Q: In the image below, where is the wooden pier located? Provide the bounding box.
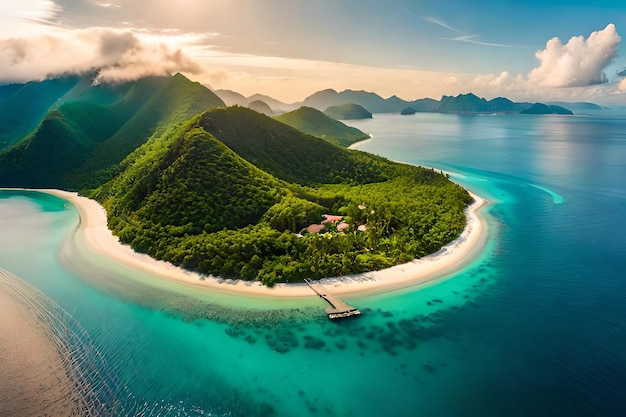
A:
[304,279,361,320]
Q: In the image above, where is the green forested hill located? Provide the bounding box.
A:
[0,74,160,150]
[98,121,287,237]
[92,106,473,285]
[0,109,93,187]
[80,73,225,184]
[0,76,82,149]
[0,73,225,189]
[275,106,369,147]
[200,106,384,184]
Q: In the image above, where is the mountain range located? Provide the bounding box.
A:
[214,88,603,116]
[0,73,225,188]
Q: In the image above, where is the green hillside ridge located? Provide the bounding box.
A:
[81,73,225,184]
[58,101,129,144]
[0,109,91,187]
[201,106,390,185]
[324,103,372,120]
[55,74,134,107]
[0,73,225,190]
[97,122,288,234]
[93,106,472,286]
[97,76,171,116]
[0,76,82,149]
[275,106,370,147]
[58,77,172,145]
[0,72,146,149]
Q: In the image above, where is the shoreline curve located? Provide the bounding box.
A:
[5,187,489,298]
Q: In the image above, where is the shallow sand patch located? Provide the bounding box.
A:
[0,270,81,416]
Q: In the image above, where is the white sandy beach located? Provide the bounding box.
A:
[37,188,489,298]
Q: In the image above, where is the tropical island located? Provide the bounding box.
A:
[520,103,574,114]
[1,73,476,288]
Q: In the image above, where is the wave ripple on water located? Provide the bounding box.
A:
[0,268,135,416]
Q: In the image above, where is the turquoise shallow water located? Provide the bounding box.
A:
[1,113,626,416]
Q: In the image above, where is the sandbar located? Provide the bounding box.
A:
[0,269,81,416]
[33,187,489,298]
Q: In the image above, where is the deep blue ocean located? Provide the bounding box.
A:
[1,112,625,416]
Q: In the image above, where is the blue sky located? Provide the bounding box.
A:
[2,0,626,103]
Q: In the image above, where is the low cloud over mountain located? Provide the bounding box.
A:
[0,27,202,83]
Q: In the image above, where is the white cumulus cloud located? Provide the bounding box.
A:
[529,23,621,88]
[0,27,203,83]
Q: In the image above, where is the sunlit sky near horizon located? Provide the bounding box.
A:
[2,0,626,103]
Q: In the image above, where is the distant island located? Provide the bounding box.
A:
[0,73,471,287]
[520,103,573,115]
